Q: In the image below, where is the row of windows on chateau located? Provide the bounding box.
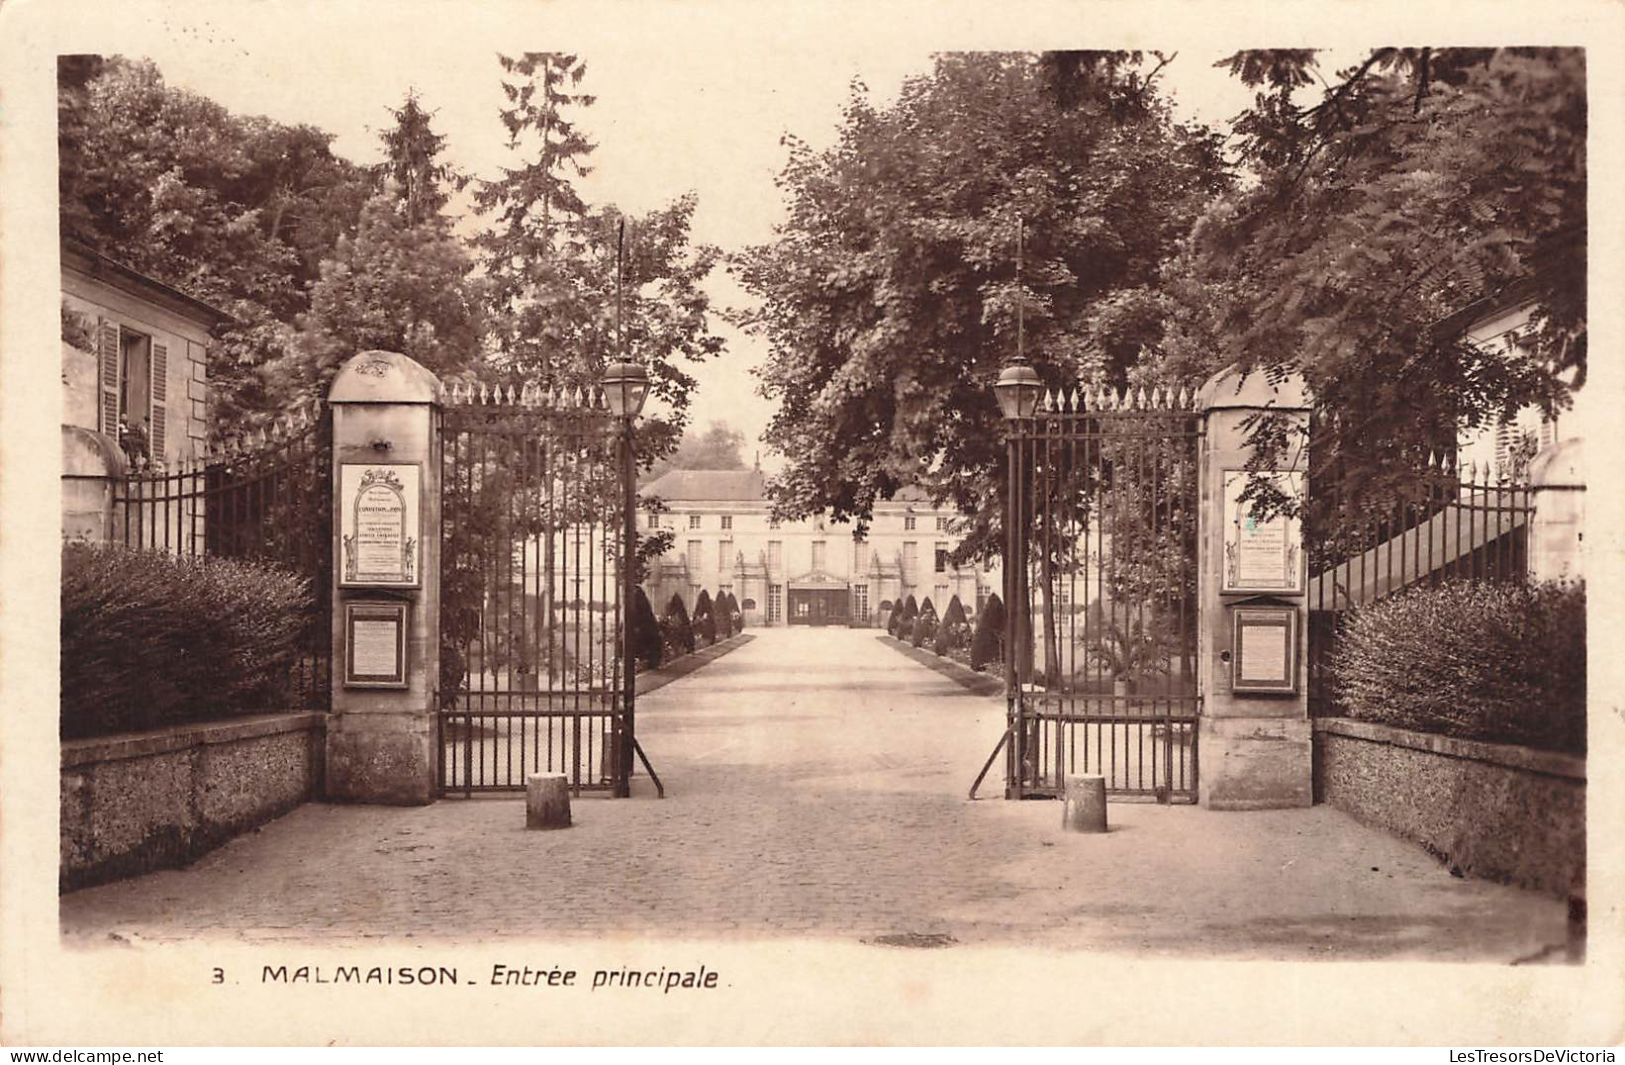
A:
[650,511,953,533]
[672,535,958,577]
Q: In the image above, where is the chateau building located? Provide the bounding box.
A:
[640,466,996,627]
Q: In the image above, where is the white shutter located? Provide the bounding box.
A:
[150,340,168,460]
[97,319,120,435]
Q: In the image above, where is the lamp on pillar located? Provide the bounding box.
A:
[602,357,650,798]
[602,360,650,421]
[994,354,1043,421]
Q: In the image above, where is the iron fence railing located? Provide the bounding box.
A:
[111,408,333,710]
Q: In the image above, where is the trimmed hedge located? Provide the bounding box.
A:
[1330,579,1585,754]
[61,542,314,739]
[630,586,663,670]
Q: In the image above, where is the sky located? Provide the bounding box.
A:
[55,4,1293,468]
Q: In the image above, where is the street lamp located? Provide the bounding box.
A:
[994,354,1043,421]
[601,360,650,420]
[601,358,650,798]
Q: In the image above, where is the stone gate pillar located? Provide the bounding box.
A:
[1196,366,1313,809]
[325,351,443,804]
[61,425,126,542]
[1528,437,1584,583]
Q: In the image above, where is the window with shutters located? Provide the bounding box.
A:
[935,544,949,573]
[719,539,732,571]
[903,515,916,531]
[688,513,702,529]
[687,539,702,566]
[811,540,826,571]
[767,540,782,572]
[99,323,167,461]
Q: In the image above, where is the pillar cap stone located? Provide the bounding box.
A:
[328,350,444,405]
[1529,436,1583,489]
[61,424,127,477]
[1197,364,1311,413]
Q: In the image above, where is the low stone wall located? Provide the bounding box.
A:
[61,712,325,892]
[1313,717,1584,896]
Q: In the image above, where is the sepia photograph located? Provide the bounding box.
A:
[2,0,1622,1049]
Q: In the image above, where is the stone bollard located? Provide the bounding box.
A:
[1062,774,1107,833]
[526,773,572,830]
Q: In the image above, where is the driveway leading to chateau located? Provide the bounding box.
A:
[60,627,1568,960]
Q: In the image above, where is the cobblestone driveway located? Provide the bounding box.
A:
[60,627,1567,960]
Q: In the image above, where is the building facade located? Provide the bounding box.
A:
[61,238,226,466]
[640,467,996,628]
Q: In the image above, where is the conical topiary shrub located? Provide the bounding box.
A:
[935,594,968,655]
[692,589,717,645]
[663,592,695,657]
[912,597,938,647]
[970,592,1005,672]
[630,586,663,670]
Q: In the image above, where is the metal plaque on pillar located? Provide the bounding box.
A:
[1221,470,1304,595]
[339,463,422,588]
[344,600,410,688]
[1231,604,1298,694]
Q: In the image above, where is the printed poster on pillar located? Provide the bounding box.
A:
[1221,469,1305,595]
[340,463,422,588]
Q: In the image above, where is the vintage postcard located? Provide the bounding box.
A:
[2,0,1622,1048]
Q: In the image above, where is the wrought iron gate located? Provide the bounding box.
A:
[986,385,1202,801]
[437,385,636,796]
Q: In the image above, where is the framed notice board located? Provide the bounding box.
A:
[1221,470,1305,596]
[344,600,409,689]
[1231,604,1298,694]
[339,463,422,588]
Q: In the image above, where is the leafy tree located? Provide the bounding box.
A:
[1142,48,1585,508]
[377,90,466,226]
[886,599,903,636]
[735,52,1227,562]
[473,53,725,470]
[648,420,748,478]
[58,57,372,427]
[272,188,482,407]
